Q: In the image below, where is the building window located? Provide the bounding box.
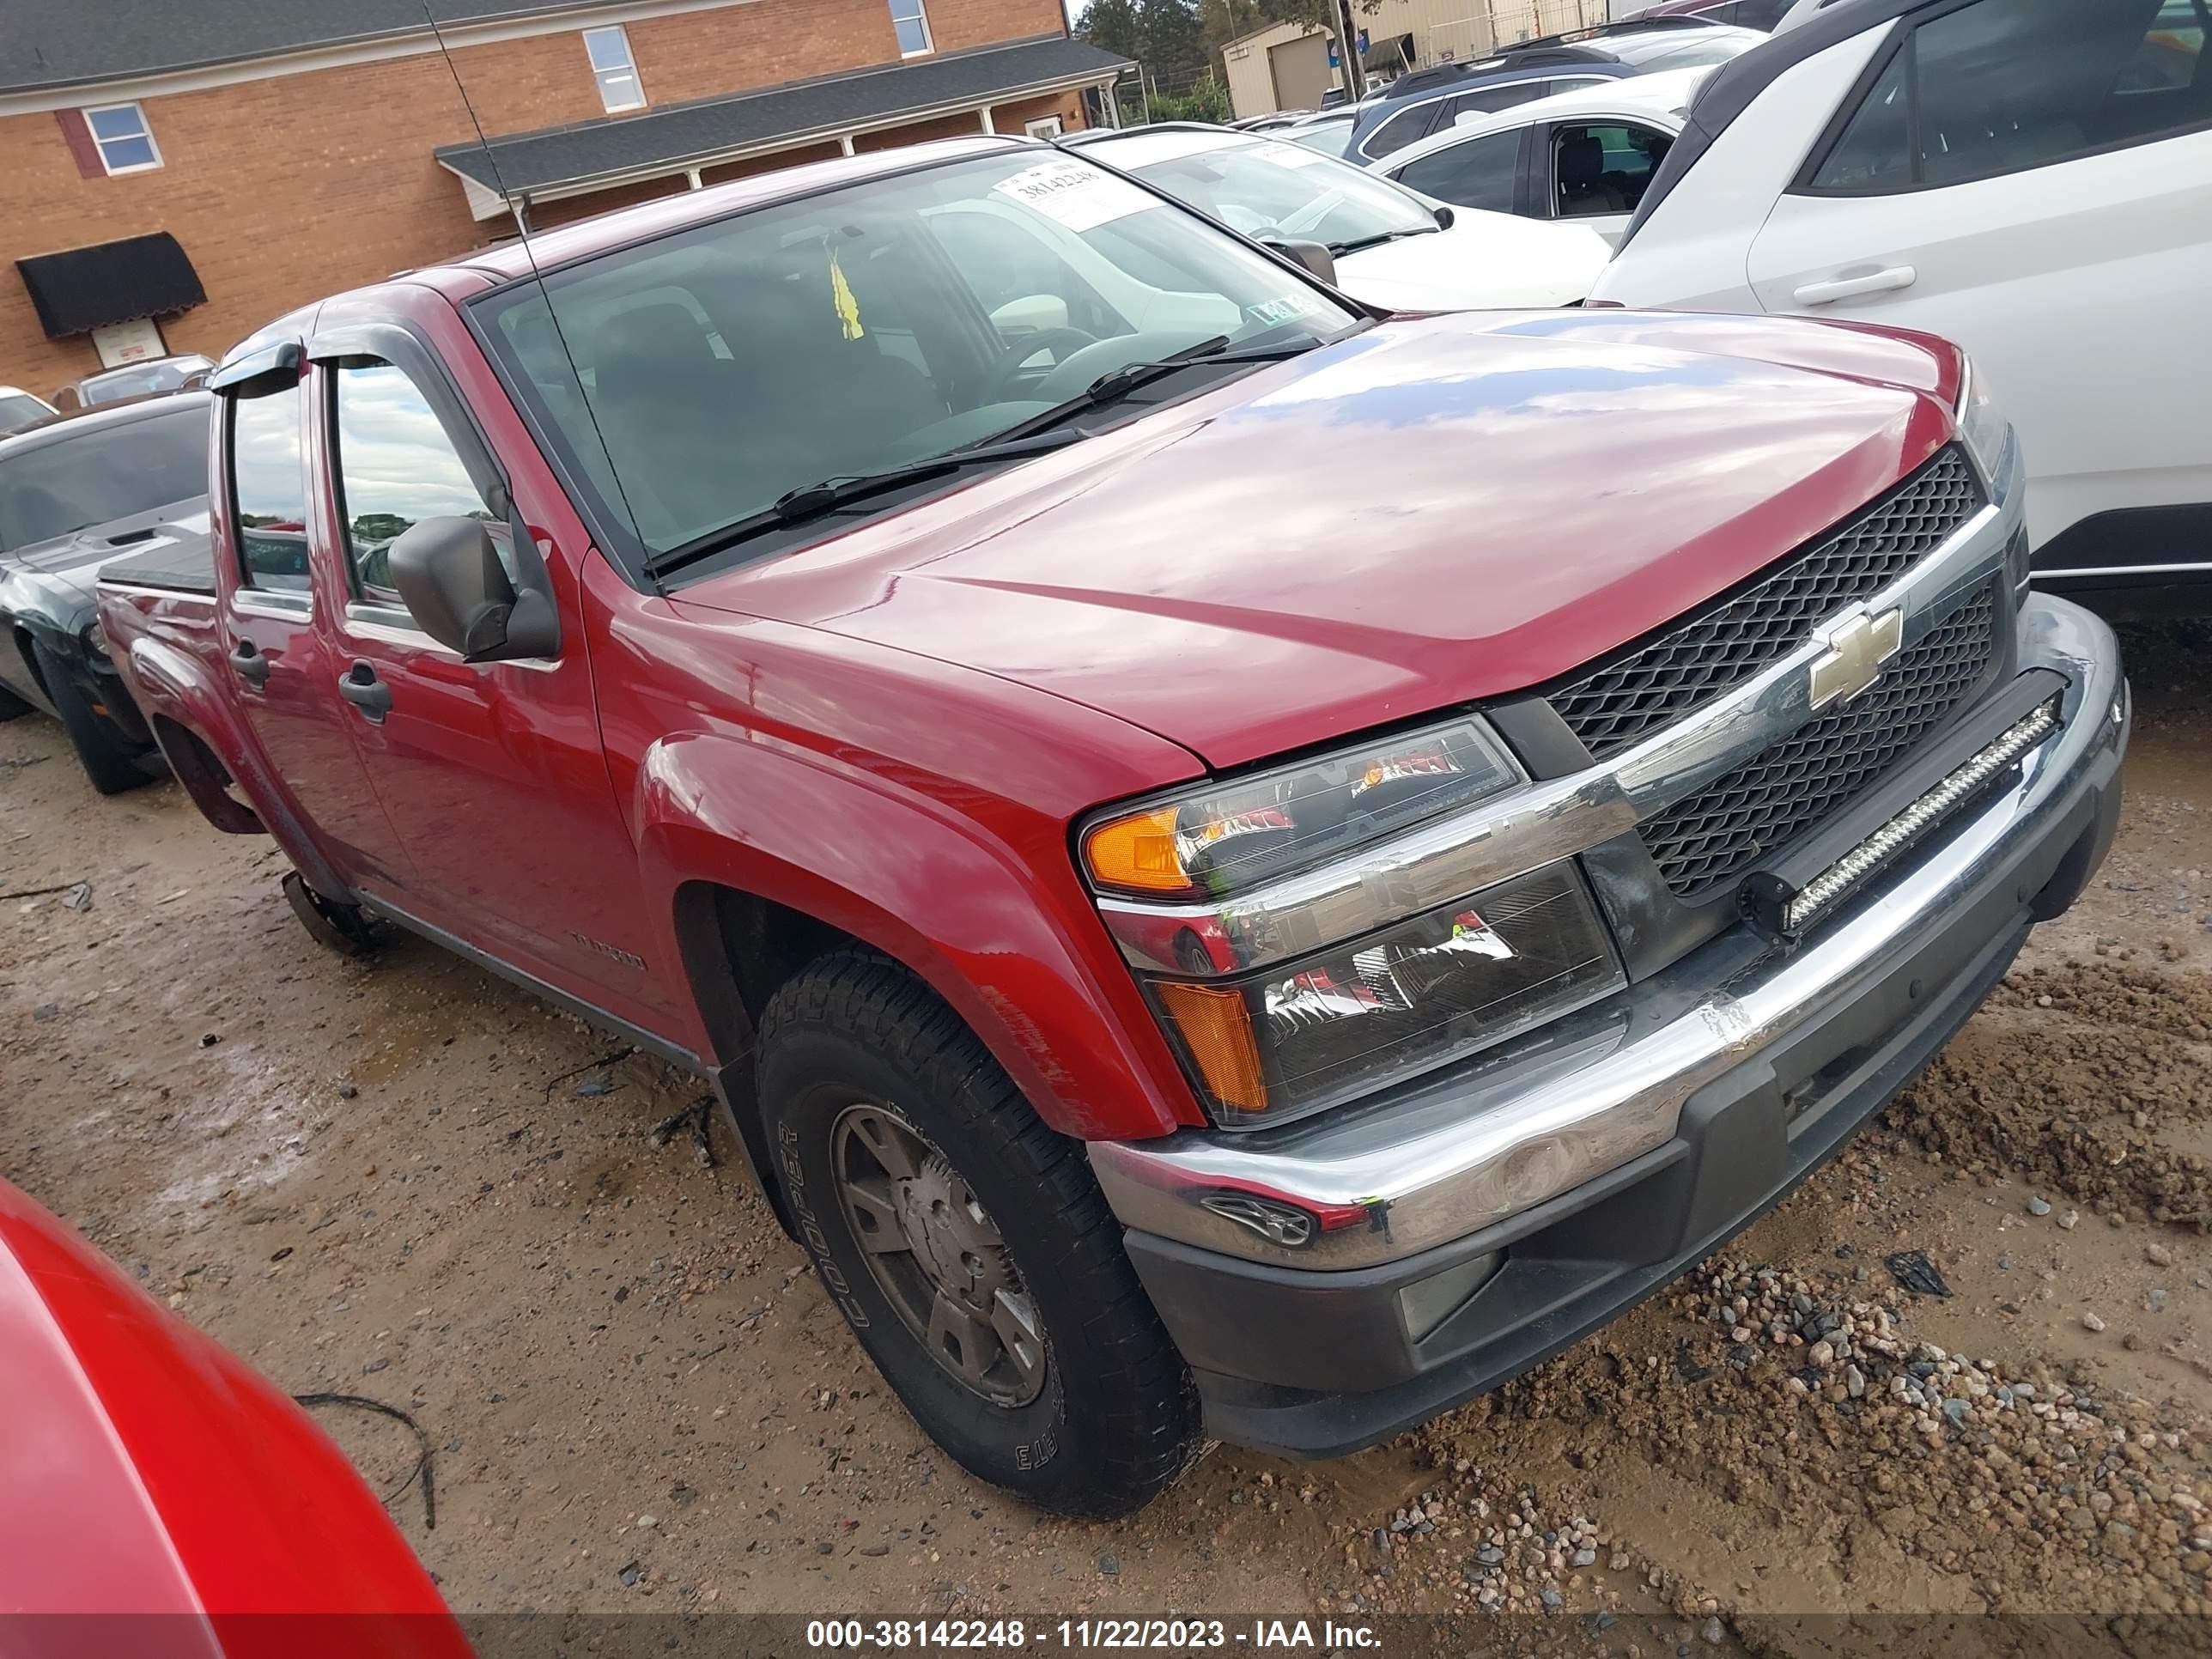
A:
[1024,115,1064,139]
[889,0,933,58]
[583,26,647,112]
[84,103,161,174]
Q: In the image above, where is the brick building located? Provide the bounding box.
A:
[2,0,1131,392]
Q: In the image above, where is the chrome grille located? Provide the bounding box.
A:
[1634,586,2000,901]
[1551,449,1984,760]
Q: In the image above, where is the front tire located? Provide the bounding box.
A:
[758,951,1200,1517]
[30,641,155,794]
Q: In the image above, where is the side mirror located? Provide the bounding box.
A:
[387,516,559,663]
[1261,237,1338,288]
[1432,205,1456,229]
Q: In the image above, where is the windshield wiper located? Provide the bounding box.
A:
[984,334,1323,446]
[643,333,1339,580]
[643,429,1083,578]
[1327,226,1441,257]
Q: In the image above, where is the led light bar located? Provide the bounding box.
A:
[1749,698,2060,941]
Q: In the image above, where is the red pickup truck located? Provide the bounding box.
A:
[100,137,2126,1518]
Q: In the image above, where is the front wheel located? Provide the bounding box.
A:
[30,641,155,794]
[758,951,1200,1517]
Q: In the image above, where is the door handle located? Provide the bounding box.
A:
[228,639,270,688]
[1793,265,1917,306]
[337,660,392,722]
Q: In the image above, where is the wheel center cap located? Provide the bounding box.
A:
[899,1156,1006,1305]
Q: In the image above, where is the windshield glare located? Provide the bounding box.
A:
[1287,118,1356,155]
[1122,138,1435,246]
[478,149,1357,558]
[0,407,208,552]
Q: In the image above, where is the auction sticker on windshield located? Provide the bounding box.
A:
[992,159,1158,232]
[1245,292,1329,328]
[1257,141,1328,168]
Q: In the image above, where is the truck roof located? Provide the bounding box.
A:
[449,134,1030,287]
[214,134,1042,374]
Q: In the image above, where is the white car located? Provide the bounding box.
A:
[1066,125,1609,311]
[1589,0,2210,606]
[0,386,55,436]
[1369,67,1714,247]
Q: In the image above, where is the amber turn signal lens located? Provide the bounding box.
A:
[1155,981,1268,1115]
[1084,807,1188,894]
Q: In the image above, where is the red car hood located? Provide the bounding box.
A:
[0,1180,467,1654]
[676,309,1960,769]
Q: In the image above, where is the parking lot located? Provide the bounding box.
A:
[2,614,2205,1626]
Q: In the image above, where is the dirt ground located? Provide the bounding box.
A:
[2,618,2208,1635]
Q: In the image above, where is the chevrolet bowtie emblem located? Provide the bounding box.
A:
[1808,605,1904,709]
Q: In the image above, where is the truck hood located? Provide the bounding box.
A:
[1335,211,1609,311]
[674,309,1957,770]
[0,501,210,609]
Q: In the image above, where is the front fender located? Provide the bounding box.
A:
[631,731,1201,1142]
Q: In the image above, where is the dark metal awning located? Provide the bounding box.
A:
[15,232,205,340]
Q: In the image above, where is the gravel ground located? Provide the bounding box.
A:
[1,618,2206,1635]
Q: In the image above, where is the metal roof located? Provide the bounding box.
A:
[434,35,1131,197]
[1,1,647,94]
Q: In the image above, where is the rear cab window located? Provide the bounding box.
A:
[228,383,313,599]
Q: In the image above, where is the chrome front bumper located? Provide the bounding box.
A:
[1091,595,2127,1272]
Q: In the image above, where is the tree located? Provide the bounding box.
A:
[1077,0,1145,64]
[1082,0,1210,86]
[1139,0,1209,83]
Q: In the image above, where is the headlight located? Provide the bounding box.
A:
[1147,861,1623,1128]
[82,623,112,666]
[1083,718,1631,1130]
[1081,717,1520,901]
[1954,356,2008,486]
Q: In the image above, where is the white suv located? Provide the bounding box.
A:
[1589,0,2210,607]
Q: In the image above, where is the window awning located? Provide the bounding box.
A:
[15,232,205,340]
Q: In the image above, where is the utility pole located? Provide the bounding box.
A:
[1334,0,1363,101]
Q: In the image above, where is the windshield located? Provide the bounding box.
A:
[0,405,208,552]
[0,393,49,434]
[1607,29,1760,68]
[1287,115,1357,155]
[477,149,1357,562]
[1115,137,1436,249]
[79,358,210,404]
